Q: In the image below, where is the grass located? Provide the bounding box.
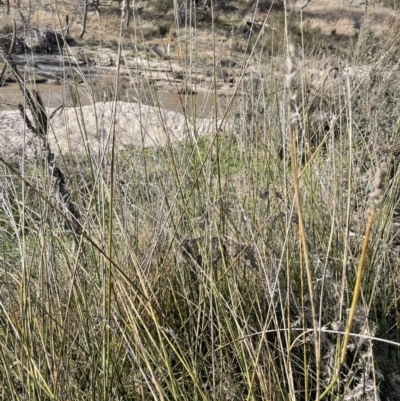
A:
[1,0,400,400]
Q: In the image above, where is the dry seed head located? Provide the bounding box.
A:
[286,43,298,128]
[285,43,296,90]
[369,162,387,210]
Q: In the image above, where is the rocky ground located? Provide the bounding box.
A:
[0,100,223,160]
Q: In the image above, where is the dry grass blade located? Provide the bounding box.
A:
[286,41,321,399]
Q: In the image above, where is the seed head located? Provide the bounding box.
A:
[369,162,387,210]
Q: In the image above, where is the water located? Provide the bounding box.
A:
[0,81,230,118]
[0,82,91,110]
[1,52,232,117]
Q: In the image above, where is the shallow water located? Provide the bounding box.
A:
[0,82,90,110]
[0,82,229,118]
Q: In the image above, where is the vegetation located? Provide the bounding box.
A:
[1,0,400,400]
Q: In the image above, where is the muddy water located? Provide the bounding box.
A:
[0,82,230,118]
[0,82,93,111]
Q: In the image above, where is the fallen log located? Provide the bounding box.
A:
[0,26,75,55]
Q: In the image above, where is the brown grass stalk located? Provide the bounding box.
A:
[286,42,321,399]
[319,162,388,399]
